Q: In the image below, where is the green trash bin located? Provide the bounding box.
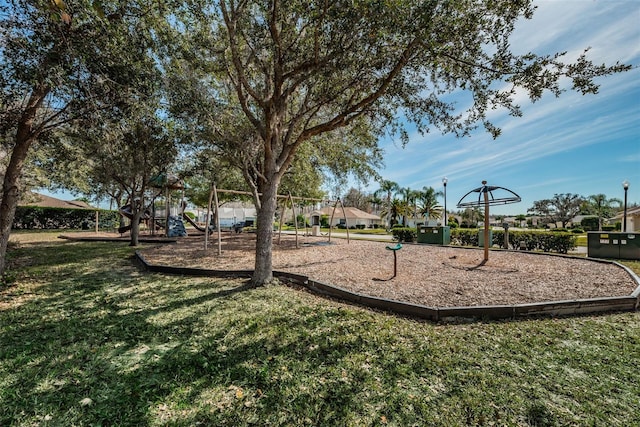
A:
[589,232,640,260]
[587,232,619,258]
[619,233,640,260]
[417,226,450,245]
[478,229,493,247]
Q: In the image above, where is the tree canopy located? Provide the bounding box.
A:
[582,194,622,231]
[528,193,585,228]
[0,0,631,282]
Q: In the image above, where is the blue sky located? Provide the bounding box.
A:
[40,1,639,215]
[359,0,640,216]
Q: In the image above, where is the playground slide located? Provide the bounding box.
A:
[118,205,134,234]
[182,213,214,234]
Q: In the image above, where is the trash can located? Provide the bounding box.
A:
[478,229,493,247]
[417,226,450,245]
[311,225,320,236]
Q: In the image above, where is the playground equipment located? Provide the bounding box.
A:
[117,204,154,234]
[386,243,402,279]
[456,180,521,264]
[180,201,214,234]
[151,174,187,237]
[117,174,188,237]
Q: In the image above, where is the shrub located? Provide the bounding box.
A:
[452,228,577,253]
[391,227,416,243]
[602,224,616,231]
[571,228,584,234]
[450,229,478,246]
[580,217,599,231]
[296,214,307,228]
[13,207,120,231]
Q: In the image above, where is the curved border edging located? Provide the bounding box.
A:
[134,251,640,322]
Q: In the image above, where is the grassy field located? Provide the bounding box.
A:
[1,232,639,426]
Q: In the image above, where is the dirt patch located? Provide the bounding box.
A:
[139,233,639,308]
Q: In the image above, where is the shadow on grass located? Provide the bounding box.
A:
[2,240,638,426]
[1,240,442,426]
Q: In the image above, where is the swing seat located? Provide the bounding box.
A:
[385,243,402,251]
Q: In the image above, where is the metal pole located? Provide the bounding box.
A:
[483,181,489,263]
[443,177,448,226]
[622,180,629,232]
[393,250,397,278]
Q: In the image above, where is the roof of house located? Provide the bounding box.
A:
[19,193,94,210]
[311,206,380,220]
[609,205,640,220]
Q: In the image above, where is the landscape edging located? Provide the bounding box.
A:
[134,251,640,321]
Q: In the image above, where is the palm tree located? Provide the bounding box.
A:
[395,186,415,226]
[460,207,483,227]
[368,194,384,215]
[418,186,444,223]
[585,194,622,231]
[374,180,399,230]
[379,198,406,228]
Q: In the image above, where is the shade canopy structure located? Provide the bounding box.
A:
[456,183,521,208]
[149,174,184,190]
[456,181,521,263]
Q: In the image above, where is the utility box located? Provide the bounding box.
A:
[588,232,640,260]
[478,229,493,248]
[417,226,450,245]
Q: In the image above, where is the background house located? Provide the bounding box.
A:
[308,206,382,228]
[188,201,256,228]
[608,206,640,232]
[20,192,94,210]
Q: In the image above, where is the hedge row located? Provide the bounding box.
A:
[391,227,418,243]
[13,207,121,230]
[450,228,577,254]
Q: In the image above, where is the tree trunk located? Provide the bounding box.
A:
[0,83,50,275]
[129,195,145,247]
[129,208,142,246]
[252,179,279,286]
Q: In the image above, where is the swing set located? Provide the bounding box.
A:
[199,186,352,255]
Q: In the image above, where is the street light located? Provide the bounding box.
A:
[622,180,629,232]
[442,177,448,226]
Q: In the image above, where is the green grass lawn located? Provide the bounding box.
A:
[1,233,639,426]
[575,234,587,247]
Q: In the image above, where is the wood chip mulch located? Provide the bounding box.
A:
[139,233,639,308]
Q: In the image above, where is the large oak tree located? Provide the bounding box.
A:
[0,0,166,273]
[528,193,585,228]
[172,0,628,285]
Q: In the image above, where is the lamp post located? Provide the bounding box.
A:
[622,180,629,232]
[442,177,448,226]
